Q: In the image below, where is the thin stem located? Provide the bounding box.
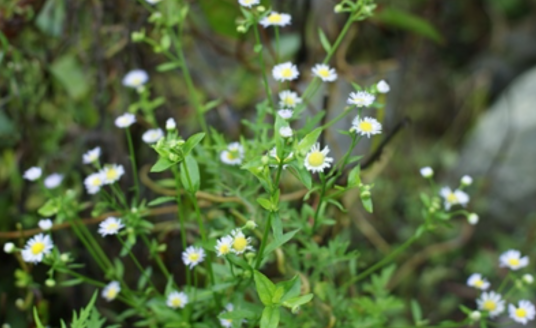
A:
[312,173,327,232]
[117,235,159,293]
[255,212,273,269]
[140,233,171,279]
[172,166,192,288]
[126,128,140,203]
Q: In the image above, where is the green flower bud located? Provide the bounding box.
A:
[45,279,56,287]
[244,221,257,230]
[157,243,167,252]
[360,190,371,199]
[237,25,247,33]
[334,4,344,13]
[15,299,24,310]
[60,253,70,263]
[257,6,265,12]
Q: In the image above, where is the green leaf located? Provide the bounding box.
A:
[36,0,65,37]
[347,165,361,187]
[254,44,263,53]
[297,128,322,154]
[180,155,200,193]
[38,197,61,217]
[254,271,276,306]
[260,306,280,328]
[202,99,222,113]
[282,293,314,313]
[49,55,89,100]
[256,197,273,211]
[156,62,182,72]
[151,157,175,173]
[219,309,256,320]
[34,307,46,328]
[226,254,252,271]
[264,229,299,257]
[148,196,176,207]
[374,8,444,44]
[182,132,205,156]
[318,28,331,53]
[160,34,171,50]
[361,197,373,213]
[271,286,285,304]
[278,275,301,303]
[411,299,423,325]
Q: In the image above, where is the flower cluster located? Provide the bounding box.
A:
[215,229,254,257]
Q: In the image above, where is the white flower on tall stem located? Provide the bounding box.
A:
[100,164,125,185]
[166,118,176,130]
[377,80,390,93]
[509,300,535,325]
[84,172,105,194]
[312,64,337,82]
[278,90,302,108]
[166,291,189,309]
[439,187,469,210]
[350,116,382,138]
[219,303,236,328]
[467,273,490,290]
[122,69,149,88]
[38,219,53,231]
[272,62,299,82]
[279,126,293,138]
[182,246,205,269]
[461,175,473,186]
[83,147,101,164]
[230,229,254,255]
[215,235,233,257]
[102,281,121,302]
[277,109,293,120]
[347,91,375,107]
[220,142,244,166]
[23,167,42,181]
[142,128,164,144]
[477,291,505,318]
[304,143,333,173]
[238,0,260,8]
[98,217,124,237]
[44,173,63,189]
[115,113,136,128]
[4,242,15,254]
[21,233,54,263]
[499,250,529,270]
[259,12,291,28]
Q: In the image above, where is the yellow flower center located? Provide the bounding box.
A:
[281,68,293,78]
[283,97,295,106]
[107,287,118,300]
[171,297,183,307]
[447,193,457,203]
[219,244,230,255]
[131,76,142,86]
[267,13,282,24]
[474,279,484,288]
[359,121,373,132]
[516,308,527,318]
[483,300,496,311]
[226,150,239,160]
[233,236,248,252]
[91,177,102,187]
[353,97,364,104]
[243,0,253,3]
[31,242,45,255]
[508,258,520,267]
[318,68,330,78]
[107,223,118,231]
[308,151,325,167]
[188,253,200,262]
[106,169,118,180]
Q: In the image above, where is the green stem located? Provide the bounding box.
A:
[255,212,273,269]
[126,129,140,204]
[312,173,327,232]
[140,233,171,279]
[117,236,159,293]
[172,166,192,288]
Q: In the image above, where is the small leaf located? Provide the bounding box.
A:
[180,155,200,193]
[375,8,444,44]
[156,62,181,72]
[151,157,175,173]
[260,306,280,328]
[411,299,423,325]
[278,275,301,303]
[182,132,205,155]
[361,197,373,213]
[256,197,273,211]
[282,294,314,313]
[318,28,331,53]
[38,198,60,217]
[160,34,171,50]
[347,165,361,187]
[264,229,299,257]
[297,128,322,154]
[254,44,263,53]
[148,196,176,207]
[254,271,276,306]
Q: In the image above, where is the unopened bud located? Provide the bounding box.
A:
[467,213,479,225]
[237,25,247,33]
[157,243,167,252]
[360,190,371,199]
[420,167,433,178]
[45,279,56,287]
[523,274,534,285]
[256,6,265,12]
[15,299,24,310]
[3,242,15,254]
[469,311,481,321]
[166,118,176,130]
[334,4,343,13]
[261,156,269,165]
[244,221,258,230]
[461,175,473,187]
[60,253,70,262]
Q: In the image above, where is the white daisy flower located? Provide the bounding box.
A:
[350,116,382,138]
[277,109,293,119]
[230,229,254,255]
[98,217,124,237]
[259,12,291,28]
[377,80,390,93]
[269,148,293,170]
[312,64,337,82]
[347,91,375,107]
[4,242,15,254]
[467,273,490,290]
[115,113,136,128]
[272,62,299,82]
[122,69,149,88]
[461,175,473,186]
[219,303,236,328]
[21,233,54,263]
[84,172,105,194]
[38,219,53,231]
[467,213,479,225]
[439,187,470,210]
[279,126,293,138]
[279,90,302,108]
[166,291,188,309]
[100,164,125,185]
[83,147,101,164]
[142,128,164,144]
[182,246,205,269]
[215,235,233,257]
[499,250,529,270]
[477,291,505,318]
[23,167,42,181]
[509,300,535,325]
[238,0,260,8]
[44,173,63,189]
[304,143,334,173]
[102,281,121,302]
[420,167,433,178]
[220,142,244,166]
[166,118,176,130]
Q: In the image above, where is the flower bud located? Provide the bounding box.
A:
[2,323,12,328]
[256,6,265,12]
[169,153,180,162]
[45,279,56,287]
[15,299,24,310]
[261,156,269,165]
[236,25,247,33]
[420,167,433,178]
[523,274,534,285]
[334,4,343,13]
[461,175,473,186]
[469,311,481,321]
[360,190,371,199]
[166,118,176,130]
[467,213,479,225]
[3,242,15,254]
[244,221,258,230]
[131,30,145,42]
[60,253,70,262]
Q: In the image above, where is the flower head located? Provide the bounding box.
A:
[23,167,42,181]
[439,187,469,210]
[83,147,101,164]
[44,173,63,189]
[4,242,15,254]
[260,12,291,28]
[467,273,490,290]
[350,116,382,138]
[84,172,105,194]
[499,250,529,270]
[142,128,164,144]
[166,291,188,309]
[509,300,535,325]
[377,80,390,93]
[215,235,233,257]
[182,246,205,269]
[230,229,254,255]
[347,91,375,107]
[278,109,293,120]
[122,69,149,88]
[166,118,176,130]
[100,164,125,185]
[102,281,121,302]
[279,90,302,108]
[312,64,337,82]
[279,126,293,138]
[461,175,473,186]
[21,233,54,263]
[38,219,53,231]
[220,142,244,166]
[420,167,433,178]
[304,143,334,173]
[219,303,237,328]
[115,113,136,128]
[238,0,260,8]
[98,217,124,237]
[477,291,505,318]
[272,62,299,82]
